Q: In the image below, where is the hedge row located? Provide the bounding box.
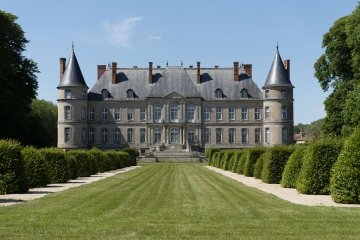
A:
[0,139,136,194]
[208,134,360,204]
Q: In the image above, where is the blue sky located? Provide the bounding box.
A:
[2,0,358,124]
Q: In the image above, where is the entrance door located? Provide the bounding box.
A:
[170,128,179,144]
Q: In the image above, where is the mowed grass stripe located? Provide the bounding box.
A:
[0,163,360,239]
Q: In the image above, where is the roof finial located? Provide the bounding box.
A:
[72,41,74,52]
[166,61,168,68]
[181,60,183,68]
[276,42,279,52]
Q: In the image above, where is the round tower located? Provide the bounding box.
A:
[57,47,89,150]
[262,46,294,146]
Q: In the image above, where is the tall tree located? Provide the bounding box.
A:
[0,10,38,142]
[314,4,360,136]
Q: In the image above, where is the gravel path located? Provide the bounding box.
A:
[0,166,141,207]
[206,166,360,208]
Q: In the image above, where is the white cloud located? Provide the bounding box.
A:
[149,35,162,40]
[103,17,143,48]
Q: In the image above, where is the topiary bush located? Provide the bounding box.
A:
[65,150,93,178]
[89,148,108,173]
[221,151,234,170]
[123,148,138,166]
[244,147,266,177]
[40,148,69,184]
[281,146,306,188]
[236,150,248,174]
[22,146,49,188]
[231,151,243,173]
[331,128,360,203]
[254,153,266,179]
[261,146,294,184]
[65,153,78,180]
[206,148,220,165]
[296,139,343,195]
[212,152,224,168]
[0,139,28,194]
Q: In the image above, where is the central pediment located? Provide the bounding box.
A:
[165,92,184,99]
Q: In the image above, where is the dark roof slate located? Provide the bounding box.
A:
[58,50,88,89]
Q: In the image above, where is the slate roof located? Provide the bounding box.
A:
[58,50,88,89]
[263,49,293,89]
[88,66,262,101]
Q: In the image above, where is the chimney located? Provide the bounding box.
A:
[233,61,239,81]
[148,62,153,84]
[283,59,290,79]
[97,65,106,80]
[111,62,117,84]
[196,61,201,84]
[243,64,252,77]
[60,58,66,81]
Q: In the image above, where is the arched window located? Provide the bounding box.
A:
[215,89,224,99]
[101,89,109,99]
[241,89,248,99]
[126,89,135,99]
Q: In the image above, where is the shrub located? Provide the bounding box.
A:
[65,154,78,179]
[206,148,220,165]
[281,146,306,188]
[231,151,243,173]
[221,151,234,170]
[0,140,28,194]
[89,148,108,173]
[119,151,131,168]
[228,153,236,171]
[212,152,224,168]
[40,148,68,184]
[65,150,94,177]
[22,146,49,188]
[331,128,360,203]
[123,148,138,166]
[261,146,294,184]
[244,148,266,177]
[105,151,121,170]
[236,150,248,174]
[296,139,343,195]
[254,153,266,179]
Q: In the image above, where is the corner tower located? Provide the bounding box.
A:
[57,47,89,149]
[262,46,294,146]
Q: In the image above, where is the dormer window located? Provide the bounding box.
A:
[101,89,109,99]
[65,90,72,99]
[215,89,224,99]
[281,89,288,99]
[127,89,135,99]
[241,89,249,99]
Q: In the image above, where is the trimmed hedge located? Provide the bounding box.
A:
[296,139,343,195]
[22,146,49,188]
[261,146,294,184]
[65,150,93,178]
[244,148,266,177]
[254,153,266,179]
[236,150,248,174]
[213,152,224,168]
[281,146,306,188]
[40,148,69,184]
[65,154,79,180]
[221,151,234,170]
[331,128,360,203]
[0,140,28,194]
[206,148,220,166]
[231,151,243,173]
[123,148,138,166]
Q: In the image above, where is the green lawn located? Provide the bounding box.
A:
[0,163,360,239]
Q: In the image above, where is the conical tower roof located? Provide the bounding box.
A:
[57,49,88,89]
[263,47,293,89]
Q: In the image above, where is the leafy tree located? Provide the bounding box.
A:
[26,99,57,147]
[0,10,38,142]
[314,4,360,136]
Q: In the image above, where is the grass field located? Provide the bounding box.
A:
[0,163,360,239]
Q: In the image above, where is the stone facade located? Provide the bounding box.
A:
[57,48,294,152]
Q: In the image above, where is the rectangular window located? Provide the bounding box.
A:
[64,106,71,120]
[114,128,121,144]
[65,90,71,99]
[265,106,270,120]
[115,108,121,120]
[102,108,108,121]
[170,104,178,122]
[203,107,210,121]
[140,128,146,143]
[81,128,87,143]
[82,90,87,100]
[265,90,270,99]
[81,107,86,120]
[127,108,133,121]
[216,128,222,143]
[241,107,248,120]
[101,128,108,144]
[281,106,288,120]
[64,127,71,143]
[187,105,195,121]
[255,107,261,120]
[127,128,134,143]
[281,89,288,99]
[282,128,288,143]
[140,107,146,121]
[154,128,162,143]
[228,128,236,144]
[216,107,222,120]
[204,128,210,144]
[228,108,235,120]
[255,128,261,143]
[89,107,95,120]
[188,128,195,143]
[265,128,270,144]
[242,128,248,144]
[89,128,95,143]
[154,104,161,122]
